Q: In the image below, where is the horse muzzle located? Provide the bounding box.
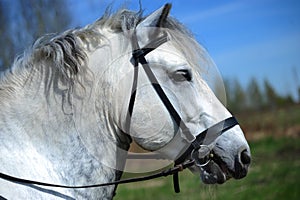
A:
[198,143,251,184]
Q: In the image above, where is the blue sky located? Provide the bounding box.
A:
[69,0,300,101]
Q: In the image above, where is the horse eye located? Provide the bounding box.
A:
[172,69,192,82]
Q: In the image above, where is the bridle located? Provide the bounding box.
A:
[0,31,238,194]
[126,30,238,192]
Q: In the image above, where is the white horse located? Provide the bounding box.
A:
[0,4,251,200]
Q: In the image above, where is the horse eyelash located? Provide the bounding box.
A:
[172,69,192,82]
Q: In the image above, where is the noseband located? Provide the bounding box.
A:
[0,31,239,194]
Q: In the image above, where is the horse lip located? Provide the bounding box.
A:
[212,151,249,180]
[200,160,227,184]
[211,152,233,179]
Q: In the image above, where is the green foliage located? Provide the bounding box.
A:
[264,79,278,107]
[247,78,264,110]
[225,79,247,113]
[225,77,296,114]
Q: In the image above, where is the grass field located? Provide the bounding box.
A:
[115,137,300,200]
[115,105,300,200]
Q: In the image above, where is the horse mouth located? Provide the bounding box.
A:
[199,152,232,184]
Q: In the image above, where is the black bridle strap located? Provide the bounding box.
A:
[0,160,195,189]
[127,32,195,142]
[175,116,238,165]
[125,33,169,133]
[138,55,195,141]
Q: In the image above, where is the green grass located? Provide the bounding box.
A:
[115,137,300,200]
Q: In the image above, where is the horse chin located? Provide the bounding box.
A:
[199,155,232,184]
[200,161,226,184]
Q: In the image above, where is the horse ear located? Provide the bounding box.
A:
[137,3,172,28]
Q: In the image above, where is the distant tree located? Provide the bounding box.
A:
[264,79,278,109]
[247,78,264,110]
[0,1,14,69]
[298,87,300,103]
[262,79,295,109]
[233,79,247,112]
[224,79,246,113]
[0,0,71,70]
[277,94,294,107]
[292,67,300,103]
[225,76,297,112]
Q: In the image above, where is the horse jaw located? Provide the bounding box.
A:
[128,82,176,151]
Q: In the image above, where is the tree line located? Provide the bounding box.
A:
[0,0,71,70]
[224,77,299,113]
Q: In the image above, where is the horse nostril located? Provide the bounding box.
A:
[233,149,251,179]
[240,150,251,165]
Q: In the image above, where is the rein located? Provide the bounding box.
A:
[0,31,238,193]
[0,160,195,189]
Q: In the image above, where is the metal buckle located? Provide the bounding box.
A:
[191,145,213,167]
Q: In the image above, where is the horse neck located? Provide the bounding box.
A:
[0,57,129,199]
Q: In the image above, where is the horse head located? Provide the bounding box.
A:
[111,4,251,184]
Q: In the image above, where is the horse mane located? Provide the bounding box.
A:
[0,8,203,97]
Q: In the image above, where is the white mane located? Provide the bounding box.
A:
[0,9,205,101]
